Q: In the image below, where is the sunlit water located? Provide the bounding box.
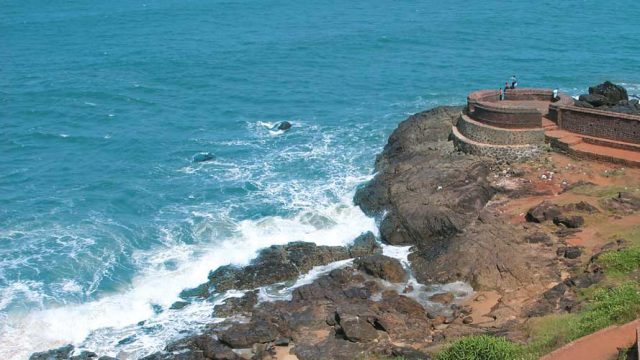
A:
[1,0,639,358]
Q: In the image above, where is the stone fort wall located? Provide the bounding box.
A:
[467,89,572,129]
[550,104,640,145]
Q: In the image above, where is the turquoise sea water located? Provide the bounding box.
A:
[1,0,639,358]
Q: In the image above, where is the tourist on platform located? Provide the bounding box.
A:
[499,88,504,100]
[504,82,510,96]
[553,88,559,101]
[510,75,517,89]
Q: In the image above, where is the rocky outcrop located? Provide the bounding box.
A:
[575,81,640,115]
[29,345,75,360]
[355,106,554,292]
[354,255,407,283]
[179,234,381,298]
[589,81,628,104]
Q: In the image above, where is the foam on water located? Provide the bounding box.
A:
[0,192,376,359]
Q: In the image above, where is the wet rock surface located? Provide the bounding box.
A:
[354,254,407,283]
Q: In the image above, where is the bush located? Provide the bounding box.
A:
[436,335,529,360]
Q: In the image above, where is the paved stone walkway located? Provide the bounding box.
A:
[541,319,640,360]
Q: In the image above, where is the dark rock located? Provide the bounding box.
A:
[589,81,628,104]
[573,100,595,109]
[208,241,351,292]
[117,334,137,346]
[194,335,241,360]
[170,301,190,310]
[193,152,215,163]
[462,316,474,324]
[338,315,379,342]
[388,347,432,360]
[216,320,279,348]
[213,290,258,317]
[275,121,292,131]
[526,201,562,223]
[30,345,75,360]
[70,351,98,360]
[179,283,210,300]
[429,292,454,304]
[557,246,582,259]
[553,215,584,228]
[578,94,611,107]
[274,337,290,346]
[354,255,407,283]
[293,337,366,360]
[347,231,382,257]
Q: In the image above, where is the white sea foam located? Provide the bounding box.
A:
[0,195,376,359]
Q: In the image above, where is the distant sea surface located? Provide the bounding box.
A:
[1,0,639,358]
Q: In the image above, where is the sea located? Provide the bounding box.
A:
[1,0,639,358]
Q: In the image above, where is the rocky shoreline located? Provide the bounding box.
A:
[31,105,640,360]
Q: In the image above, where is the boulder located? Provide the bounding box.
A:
[194,336,241,360]
[275,121,292,131]
[192,152,215,163]
[526,201,562,223]
[589,81,628,104]
[216,320,279,348]
[30,345,75,360]
[573,100,595,109]
[338,315,379,342]
[348,231,382,258]
[553,215,584,229]
[354,255,407,283]
[578,94,611,107]
[557,246,582,259]
[70,351,98,360]
[213,290,258,317]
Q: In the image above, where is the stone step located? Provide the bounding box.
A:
[541,117,558,130]
[570,142,640,167]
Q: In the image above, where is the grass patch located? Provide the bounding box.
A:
[598,247,640,275]
[435,335,532,360]
[526,283,640,357]
[437,284,640,360]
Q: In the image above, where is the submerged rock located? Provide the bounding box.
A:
[274,121,292,131]
[192,152,215,163]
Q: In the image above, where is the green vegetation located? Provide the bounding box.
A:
[435,284,640,360]
[435,335,532,360]
[598,247,640,274]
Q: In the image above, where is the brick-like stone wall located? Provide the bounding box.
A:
[457,115,545,145]
[471,103,541,128]
[553,105,640,144]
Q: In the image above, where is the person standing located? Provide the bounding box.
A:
[499,88,504,100]
[510,75,517,89]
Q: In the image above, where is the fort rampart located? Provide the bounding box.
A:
[549,104,640,145]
